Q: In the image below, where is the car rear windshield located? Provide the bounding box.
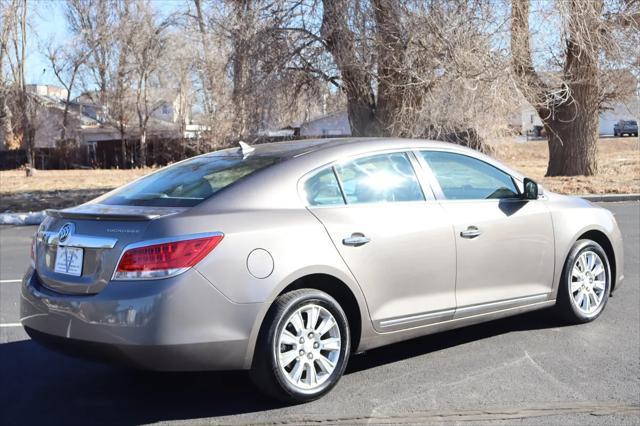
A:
[102,154,279,207]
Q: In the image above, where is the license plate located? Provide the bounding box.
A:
[54,246,84,276]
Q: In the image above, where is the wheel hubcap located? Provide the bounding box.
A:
[277,303,341,391]
[570,250,607,315]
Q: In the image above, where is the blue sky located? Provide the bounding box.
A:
[26,1,66,86]
[26,0,182,87]
[27,0,562,88]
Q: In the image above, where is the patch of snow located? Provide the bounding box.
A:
[0,211,46,226]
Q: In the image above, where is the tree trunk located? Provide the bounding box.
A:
[193,0,216,117]
[511,0,602,176]
[345,95,378,136]
[0,94,13,150]
[373,0,406,137]
[231,0,259,140]
[139,130,146,167]
[120,128,127,168]
[321,0,378,137]
[543,86,599,176]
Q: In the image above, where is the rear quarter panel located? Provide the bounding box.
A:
[144,207,375,368]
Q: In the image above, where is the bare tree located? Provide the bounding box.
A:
[64,0,116,105]
[511,0,639,176]
[185,0,325,146]
[192,0,219,117]
[46,41,96,141]
[0,0,35,161]
[0,1,16,150]
[127,0,170,166]
[270,0,505,152]
[0,3,15,151]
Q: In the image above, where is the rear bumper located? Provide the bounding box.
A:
[20,267,261,371]
[23,326,246,371]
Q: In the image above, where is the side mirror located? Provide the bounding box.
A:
[522,178,539,200]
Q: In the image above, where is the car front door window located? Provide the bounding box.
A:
[420,151,519,200]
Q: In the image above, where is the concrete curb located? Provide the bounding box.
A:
[580,194,640,202]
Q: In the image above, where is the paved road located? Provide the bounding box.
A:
[1,202,638,425]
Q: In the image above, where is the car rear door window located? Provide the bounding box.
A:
[335,152,424,204]
[304,168,345,206]
[420,151,519,200]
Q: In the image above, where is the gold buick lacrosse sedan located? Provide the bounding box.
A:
[22,138,623,402]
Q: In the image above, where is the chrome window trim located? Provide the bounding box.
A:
[331,165,348,205]
[406,150,438,200]
[111,231,224,281]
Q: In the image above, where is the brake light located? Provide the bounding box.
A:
[30,236,37,267]
[113,234,223,280]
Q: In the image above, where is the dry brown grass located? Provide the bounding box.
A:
[0,137,638,211]
[494,137,640,195]
[0,168,155,194]
[0,168,157,212]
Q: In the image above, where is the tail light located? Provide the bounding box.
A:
[113,233,223,280]
[30,235,37,267]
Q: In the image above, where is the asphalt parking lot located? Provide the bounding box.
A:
[0,202,638,425]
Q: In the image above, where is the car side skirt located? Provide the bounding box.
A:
[359,297,556,352]
[375,293,550,332]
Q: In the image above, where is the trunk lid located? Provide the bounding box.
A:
[35,204,185,295]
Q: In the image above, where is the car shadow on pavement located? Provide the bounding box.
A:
[0,309,564,425]
[346,308,563,374]
[0,340,284,425]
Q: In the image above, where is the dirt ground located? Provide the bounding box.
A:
[494,137,640,195]
[0,137,638,212]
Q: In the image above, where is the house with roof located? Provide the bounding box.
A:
[518,70,639,137]
[15,85,208,167]
[299,110,351,137]
[519,96,639,137]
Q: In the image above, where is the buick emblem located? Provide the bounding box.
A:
[58,223,74,243]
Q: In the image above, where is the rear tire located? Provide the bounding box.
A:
[556,239,611,324]
[250,289,351,403]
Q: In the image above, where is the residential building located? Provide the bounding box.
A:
[299,111,351,137]
[520,95,639,136]
[26,84,68,100]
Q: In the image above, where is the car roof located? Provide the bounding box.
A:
[213,137,466,160]
[188,137,528,213]
[203,137,523,180]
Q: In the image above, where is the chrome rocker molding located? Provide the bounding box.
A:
[379,309,456,329]
[377,293,551,332]
[453,293,549,318]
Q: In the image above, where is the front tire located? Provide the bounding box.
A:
[556,239,611,323]
[251,289,351,402]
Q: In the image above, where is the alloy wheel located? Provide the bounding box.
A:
[570,250,607,315]
[277,303,342,392]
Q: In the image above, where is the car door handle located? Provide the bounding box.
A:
[460,226,482,239]
[342,233,371,247]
